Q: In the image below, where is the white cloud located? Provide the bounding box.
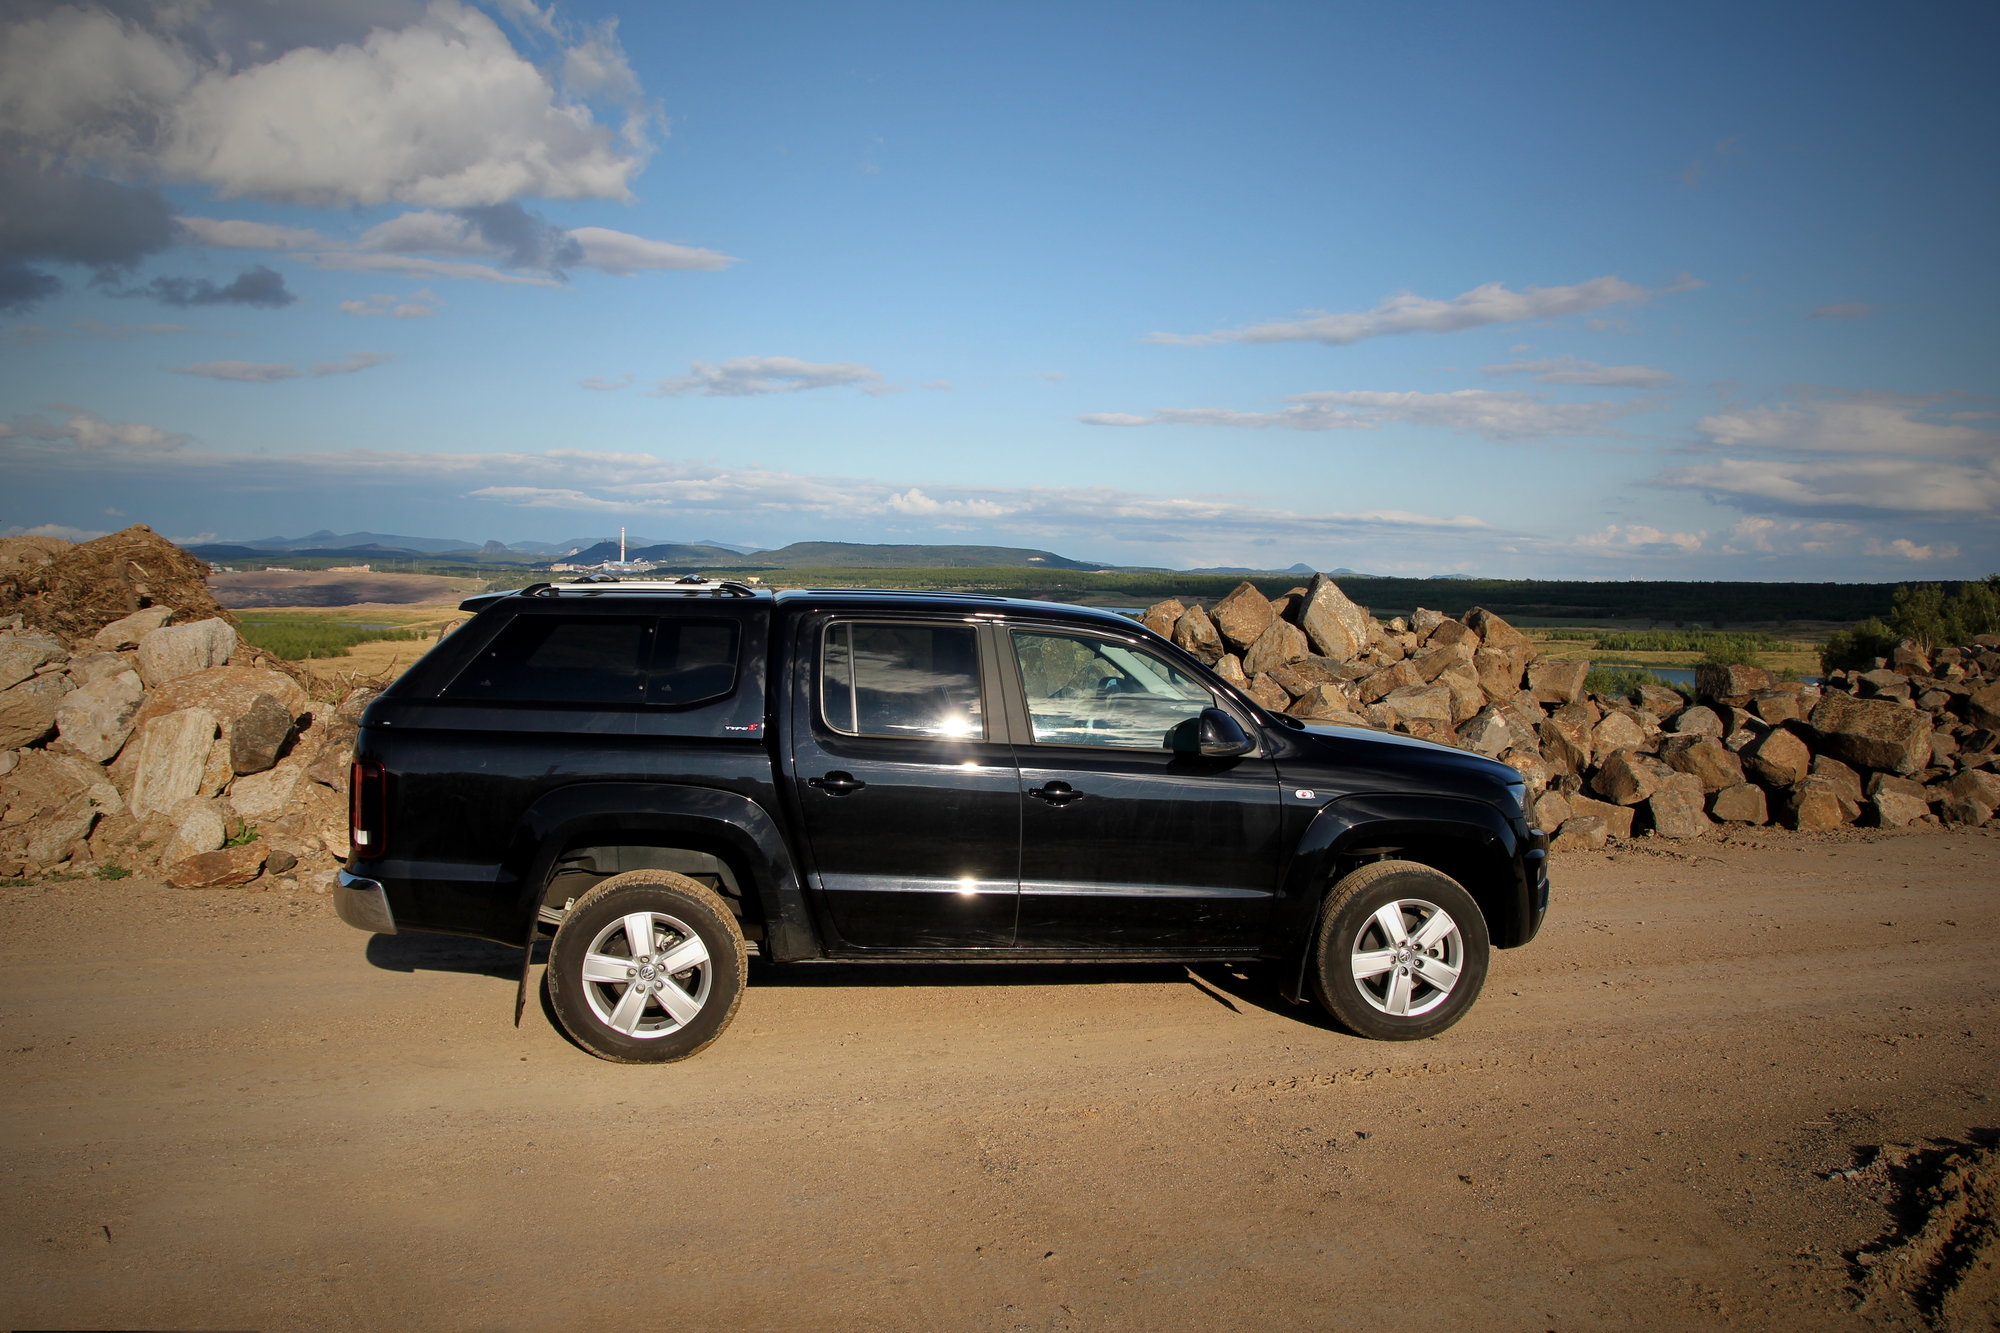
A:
[178,217,327,249]
[299,250,561,287]
[1695,394,1995,458]
[1573,524,1707,555]
[1660,392,2000,520]
[338,290,441,319]
[1866,537,1959,561]
[0,421,1495,555]
[312,352,392,377]
[170,352,391,382]
[1083,388,1655,440]
[172,360,300,382]
[0,522,110,542]
[568,226,734,274]
[1481,355,1677,388]
[581,374,634,391]
[1150,274,1702,347]
[0,408,188,452]
[0,1,655,208]
[1659,455,2000,517]
[654,357,896,398]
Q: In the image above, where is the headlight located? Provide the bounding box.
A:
[1503,780,1529,817]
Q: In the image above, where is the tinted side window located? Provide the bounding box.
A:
[821,622,984,739]
[447,615,739,708]
[646,620,740,706]
[1010,630,1215,749]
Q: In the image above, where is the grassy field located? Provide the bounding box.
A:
[232,604,467,698]
[1528,627,1821,680]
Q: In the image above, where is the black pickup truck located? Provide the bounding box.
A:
[336,579,1548,1061]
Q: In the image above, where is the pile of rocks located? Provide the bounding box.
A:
[0,606,370,888]
[0,527,369,891]
[1145,575,2000,850]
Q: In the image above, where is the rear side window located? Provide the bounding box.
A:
[448,615,739,708]
[821,622,984,739]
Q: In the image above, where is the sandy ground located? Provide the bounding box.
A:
[3,828,1996,1332]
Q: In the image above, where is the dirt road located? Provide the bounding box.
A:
[4,828,1997,1332]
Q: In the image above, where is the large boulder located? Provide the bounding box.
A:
[1527,659,1589,706]
[1567,794,1635,840]
[136,665,309,735]
[1695,663,1774,707]
[1937,770,2000,826]
[1967,681,2000,732]
[53,667,146,763]
[1780,776,1861,831]
[1297,575,1373,663]
[1209,582,1277,655]
[0,629,67,690]
[1593,750,1671,806]
[1644,775,1712,839]
[1809,693,1931,776]
[1742,727,1812,787]
[1140,599,1186,640]
[1462,607,1532,654]
[166,841,268,891]
[1590,710,1650,757]
[1708,783,1769,824]
[90,606,174,652]
[1661,736,1746,792]
[1381,683,1454,724]
[229,693,296,776]
[0,672,70,749]
[0,751,122,875]
[125,708,220,818]
[1473,645,1527,701]
[136,618,237,687]
[1457,707,1515,758]
[1172,606,1224,665]
[1242,618,1309,676]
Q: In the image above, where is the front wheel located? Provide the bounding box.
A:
[1310,861,1489,1041]
[546,871,747,1063]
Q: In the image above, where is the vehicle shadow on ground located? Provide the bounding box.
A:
[365,932,540,978]
[751,957,1328,1028]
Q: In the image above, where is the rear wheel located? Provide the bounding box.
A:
[1310,860,1489,1041]
[546,871,746,1063]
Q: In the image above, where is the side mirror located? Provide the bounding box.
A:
[1196,707,1253,757]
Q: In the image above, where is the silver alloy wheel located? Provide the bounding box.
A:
[577,910,713,1039]
[1347,897,1464,1018]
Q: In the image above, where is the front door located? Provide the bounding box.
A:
[788,618,1021,949]
[1005,628,1283,952]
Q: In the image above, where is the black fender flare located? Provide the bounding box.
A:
[1274,792,1536,1003]
[506,782,820,962]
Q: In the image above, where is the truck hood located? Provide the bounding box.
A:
[1275,722,1525,808]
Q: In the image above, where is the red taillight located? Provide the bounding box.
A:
[350,759,387,859]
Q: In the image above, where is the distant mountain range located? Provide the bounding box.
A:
[190,531,1356,575]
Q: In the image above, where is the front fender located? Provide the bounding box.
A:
[508,782,820,961]
[1274,792,1537,1003]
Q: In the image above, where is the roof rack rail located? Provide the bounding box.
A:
[510,575,763,598]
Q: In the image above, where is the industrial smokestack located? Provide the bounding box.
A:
[620,526,626,563]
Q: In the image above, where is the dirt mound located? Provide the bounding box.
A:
[1,525,235,645]
[1854,1137,2000,1330]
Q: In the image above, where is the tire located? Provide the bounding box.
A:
[545,871,747,1063]
[1309,860,1489,1042]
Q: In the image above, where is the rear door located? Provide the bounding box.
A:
[1003,627,1284,952]
[787,615,1021,949]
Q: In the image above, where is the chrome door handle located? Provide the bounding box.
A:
[809,772,867,795]
[1028,782,1086,806]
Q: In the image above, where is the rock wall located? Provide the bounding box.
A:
[1147,575,2000,850]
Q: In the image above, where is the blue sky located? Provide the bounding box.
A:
[2,0,1995,578]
